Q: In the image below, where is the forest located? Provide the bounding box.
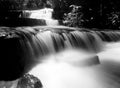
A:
[0,0,120,29]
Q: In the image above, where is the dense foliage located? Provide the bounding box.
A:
[63,5,84,27]
[51,0,120,29]
[0,0,53,10]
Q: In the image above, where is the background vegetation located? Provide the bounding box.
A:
[0,0,120,29]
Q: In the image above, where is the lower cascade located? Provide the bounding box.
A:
[0,26,120,88]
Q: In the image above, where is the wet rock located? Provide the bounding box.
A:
[17,74,43,88]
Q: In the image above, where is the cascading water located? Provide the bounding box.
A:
[24,8,59,26]
[1,7,120,87]
[1,26,120,88]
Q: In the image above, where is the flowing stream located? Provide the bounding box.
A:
[0,26,120,88]
[0,8,120,88]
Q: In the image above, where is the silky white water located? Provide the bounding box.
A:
[25,8,59,26]
[19,26,120,88]
[0,26,120,88]
[29,49,101,88]
[29,41,120,88]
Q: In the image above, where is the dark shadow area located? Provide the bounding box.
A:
[0,37,25,81]
[0,18,46,27]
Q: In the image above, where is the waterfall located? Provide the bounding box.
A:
[94,31,120,42]
[1,26,120,88]
[24,8,59,26]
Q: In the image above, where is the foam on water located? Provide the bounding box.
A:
[98,42,120,62]
[29,41,120,88]
[1,26,120,88]
[29,49,101,88]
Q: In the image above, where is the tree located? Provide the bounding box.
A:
[63,5,84,27]
[106,11,120,29]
